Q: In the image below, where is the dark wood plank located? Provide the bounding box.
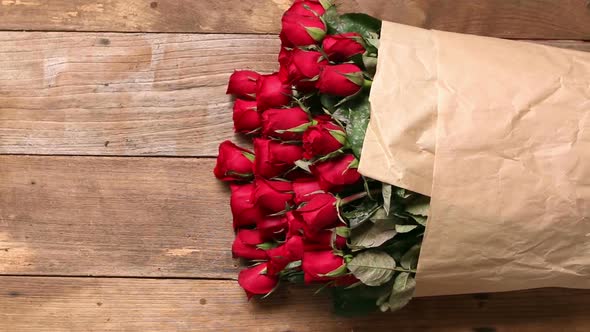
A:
[1,276,590,331]
[0,0,589,39]
[0,155,237,278]
[1,32,588,157]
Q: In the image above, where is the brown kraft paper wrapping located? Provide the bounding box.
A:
[359,21,590,296]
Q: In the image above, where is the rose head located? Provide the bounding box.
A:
[310,154,361,192]
[254,139,303,178]
[285,49,328,91]
[238,263,278,299]
[213,141,255,181]
[230,183,263,229]
[322,33,366,62]
[256,73,292,111]
[302,120,346,159]
[266,235,304,275]
[302,250,346,283]
[233,99,261,134]
[253,177,294,213]
[281,10,326,47]
[292,178,323,204]
[226,70,260,100]
[317,64,364,97]
[304,229,347,251]
[294,192,340,235]
[285,211,306,239]
[261,107,310,140]
[257,215,289,240]
[232,229,269,260]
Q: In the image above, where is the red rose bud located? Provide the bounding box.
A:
[233,99,261,134]
[261,107,310,140]
[230,183,263,229]
[302,120,346,159]
[285,49,328,91]
[286,211,306,239]
[281,8,326,47]
[310,154,361,192]
[317,64,364,97]
[253,178,294,213]
[254,139,304,178]
[302,250,347,283]
[266,235,304,275]
[256,73,292,111]
[213,141,255,181]
[238,263,278,299]
[295,193,340,235]
[232,229,269,260]
[304,229,347,251]
[293,178,323,204]
[257,215,288,240]
[322,33,366,62]
[226,70,260,100]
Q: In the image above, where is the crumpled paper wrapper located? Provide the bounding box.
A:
[359,21,590,297]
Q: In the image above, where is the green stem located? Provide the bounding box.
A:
[363,79,373,89]
[339,189,381,206]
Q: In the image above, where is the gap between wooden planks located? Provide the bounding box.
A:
[1,276,590,332]
[0,32,589,157]
[0,0,589,39]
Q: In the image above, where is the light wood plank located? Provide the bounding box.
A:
[1,277,590,331]
[1,33,589,157]
[0,0,589,39]
[0,155,237,278]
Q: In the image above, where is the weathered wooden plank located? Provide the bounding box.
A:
[1,33,589,157]
[1,276,590,331]
[0,155,237,278]
[0,0,589,39]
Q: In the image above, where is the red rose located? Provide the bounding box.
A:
[256,73,292,111]
[317,64,364,97]
[304,229,347,251]
[310,154,361,192]
[233,99,260,134]
[302,120,346,159]
[230,183,263,229]
[292,178,323,204]
[302,250,346,283]
[295,193,340,235]
[232,229,268,260]
[254,139,303,178]
[257,215,288,240]
[261,107,310,140]
[278,47,292,82]
[286,211,306,239]
[238,263,278,299]
[281,1,326,47]
[266,235,304,275]
[322,33,366,62]
[226,70,260,100]
[253,177,294,213]
[284,49,328,90]
[213,141,255,181]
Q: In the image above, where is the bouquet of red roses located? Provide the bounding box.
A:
[214,0,427,314]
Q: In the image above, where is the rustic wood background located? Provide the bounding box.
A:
[1,1,589,331]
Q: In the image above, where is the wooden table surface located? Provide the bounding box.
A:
[1,1,589,331]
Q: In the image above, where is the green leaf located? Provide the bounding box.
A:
[405,196,430,216]
[345,96,371,158]
[320,94,340,113]
[388,272,416,312]
[350,215,396,251]
[305,27,326,42]
[294,159,312,173]
[401,244,421,270]
[343,72,364,86]
[382,184,392,215]
[331,285,385,316]
[395,188,414,200]
[342,198,380,229]
[412,215,428,227]
[363,55,378,77]
[348,250,396,286]
[340,13,382,36]
[395,224,418,234]
[331,107,351,125]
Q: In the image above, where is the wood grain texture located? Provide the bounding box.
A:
[0,155,237,278]
[0,0,589,39]
[1,32,589,157]
[1,276,590,332]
